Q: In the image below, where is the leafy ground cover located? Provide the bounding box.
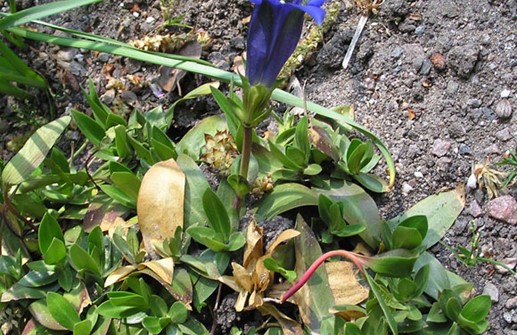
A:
[1,0,516,334]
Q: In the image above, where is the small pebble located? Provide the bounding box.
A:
[146,16,155,24]
[487,195,517,225]
[506,295,517,309]
[431,139,452,157]
[56,48,78,62]
[495,127,513,141]
[467,200,483,217]
[501,89,511,98]
[430,52,446,71]
[482,282,499,303]
[446,80,459,95]
[414,171,424,178]
[402,183,413,195]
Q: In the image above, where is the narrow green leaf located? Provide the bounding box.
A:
[68,244,100,276]
[71,109,105,147]
[2,116,70,186]
[0,0,101,30]
[202,188,231,240]
[364,273,398,335]
[255,183,318,220]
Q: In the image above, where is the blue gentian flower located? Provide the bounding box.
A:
[245,0,326,88]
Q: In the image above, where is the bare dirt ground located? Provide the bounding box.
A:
[1,0,516,334]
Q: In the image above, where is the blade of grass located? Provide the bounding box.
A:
[0,40,47,88]
[7,26,395,187]
[0,0,101,30]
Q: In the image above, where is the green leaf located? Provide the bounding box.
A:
[255,183,318,220]
[96,300,142,318]
[263,257,297,282]
[28,299,67,331]
[226,232,246,252]
[84,79,110,125]
[346,140,372,175]
[43,238,67,265]
[68,244,100,276]
[111,171,141,204]
[294,116,310,158]
[151,126,177,160]
[73,319,93,335]
[177,154,211,229]
[38,212,65,255]
[391,215,428,250]
[114,124,130,160]
[143,316,171,334]
[202,188,231,240]
[459,295,491,323]
[187,226,226,252]
[367,249,419,278]
[71,109,106,147]
[18,269,57,287]
[2,116,70,186]
[387,187,465,248]
[353,172,389,193]
[364,273,398,335]
[47,292,81,331]
[169,301,189,324]
[317,179,382,249]
[98,184,136,209]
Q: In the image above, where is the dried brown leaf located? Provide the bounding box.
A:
[104,265,138,287]
[138,258,175,285]
[325,261,368,305]
[243,220,263,268]
[137,158,185,259]
[265,229,300,256]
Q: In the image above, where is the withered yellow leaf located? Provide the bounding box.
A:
[232,262,254,292]
[265,229,300,256]
[138,258,175,285]
[325,261,368,305]
[137,159,185,259]
[104,265,138,287]
[243,220,263,268]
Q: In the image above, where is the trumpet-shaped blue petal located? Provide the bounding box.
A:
[246,0,326,87]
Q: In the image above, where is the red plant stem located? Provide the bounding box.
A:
[281,249,367,303]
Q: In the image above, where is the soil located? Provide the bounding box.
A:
[1,0,517,334]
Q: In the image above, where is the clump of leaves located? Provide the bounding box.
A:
[497,147,517,188]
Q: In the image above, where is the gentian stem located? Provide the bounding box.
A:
[281,250,367,303]
[239,126,253,181]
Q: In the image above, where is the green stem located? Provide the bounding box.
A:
[239,126,253,181]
